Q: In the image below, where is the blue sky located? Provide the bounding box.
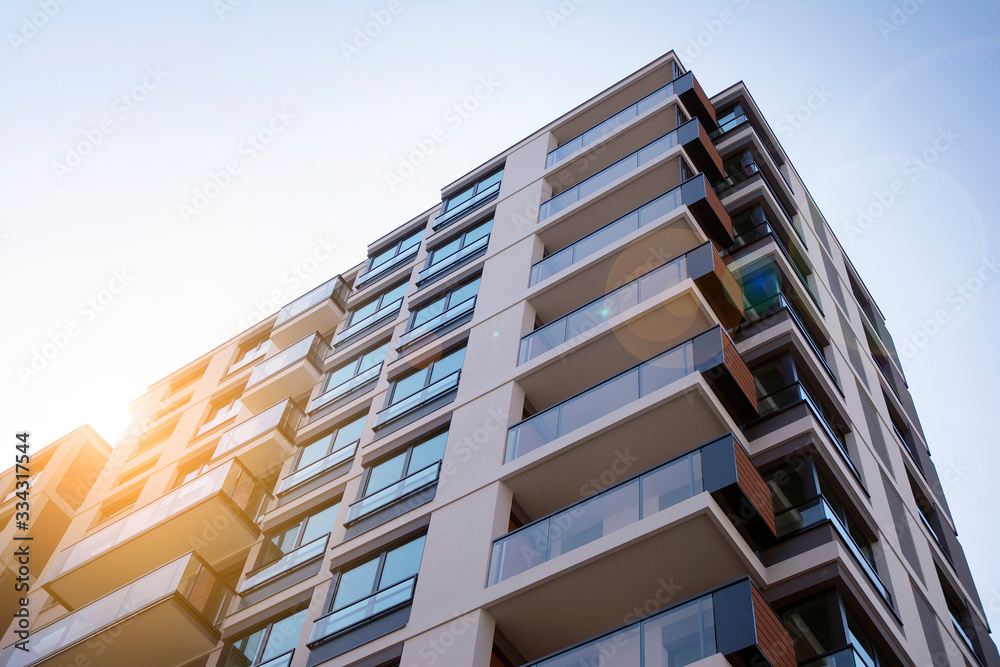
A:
[2,0,997,630]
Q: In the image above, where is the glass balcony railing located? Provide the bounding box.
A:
[728,221,821,312]
[398,296,477,349]
[248,333,329,388]
[258,651,295,667]
[275,276,349,327]
[950,610,979,659]
[522,588,717,667]
[309,364,382,413]
[309,576,417,644]
[738,294,837,389]
[57,459,267,575]
[490,445,704,584]
[374,370,461,428]
[531,181,685,285]
[776,497,892,606]
[755,383,859,482]
[522,254,688,364]
[416,234,490,286]
[434,181,502,230]
[0,553,232,667]
[227,342,271,375]
[508,330,727,462]
[800,646,876,667]
[196,401,242,437]
[337,297,405,342]
[275,439,359,496]
[539,126,682,222]
[346,462,441,523]
[715,163,799,242]
[213,399,302,461]
[239,534,329,593]
[708,113,748,140]
[547,78,679,167]
[356,245,420,287]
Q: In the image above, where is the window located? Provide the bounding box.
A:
[436,168,503,228]
[714,102,746,134]
[171,452,212,490]
[909,475,950,559]
[400,277,480,349]
[361,228,423,284]
[388,346,465,408]
[419,218,492,285]
[341,282,408,337]
[781,596,835,662]
[316,341,390,405]
[941,579,980,660]
[198,393,243,435]
[93,486,143,526]
[259,502,340,569]
[130,420,177,458]
[115,455,159,487]
[348,431,448,521]
[229,337,271,375]
[225,608,307,667]
[168,362,207,395]
[321,534,426,635]
[290,414,366,478]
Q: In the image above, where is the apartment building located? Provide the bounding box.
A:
[2,51,996,667]
[0,426,111,636]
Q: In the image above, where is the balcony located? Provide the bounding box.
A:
[335,296,405,346]
[211,399,302,476]
[307,363,382,414]
[492,434,774,586]
[275,438,358,497]
[356,246,419,289]
[433,178,501,231]
[749,383,861,487]
[521,242,743,367]
[416,233,489,287]
[271,276,349,348]
[674,70,718,129]
[195,401,242,438]
[239,534,328,597]
[736,293,838,390]
[373,369,461,430]
[507,326,758,463]
[714,162,798,239]
[397,295,476,350]
[801,646,879,667]
[540,119,721,224]
[492,577,793,667]
[776,497,892,607]
[346,461,442,524]
[308,575,417,648]
[728,220,821,312]
[45,459,267,609]
[0,553,232,667]
[242,333,329,412]
[531,175,733,318]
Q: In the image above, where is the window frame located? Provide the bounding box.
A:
[342,282,409,335]
[291,414,366,476]
[387,345,466,407]
[405,275,480,332]
[360,228,424,284]
[227,607,309,667]
[326,533,427,619]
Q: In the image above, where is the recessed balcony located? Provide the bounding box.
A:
[44,459,267,609]
[271,276,349,348]
[508,326,757,463]
[491,434,775,588]
[211,399,302,476]
[491,575,793,667]
[531,174,732,307]
[521,242,743,370]
[241,333,329,413]
[1,553,232,667]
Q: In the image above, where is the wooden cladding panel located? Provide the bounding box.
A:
[722,333,758,413]
[751,584,797,667]
[733,441,776,536]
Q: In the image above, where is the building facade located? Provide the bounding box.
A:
[2,51,996,667]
